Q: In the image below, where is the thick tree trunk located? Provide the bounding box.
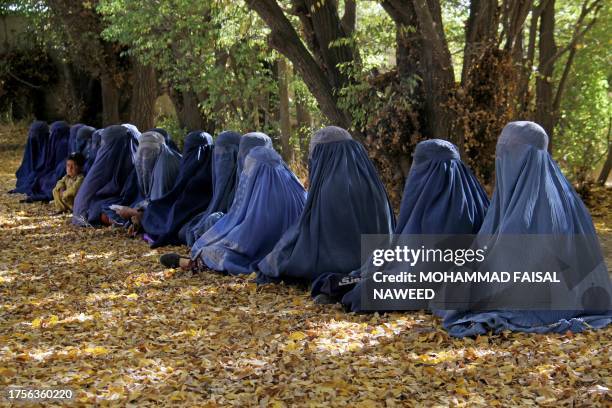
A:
[129,60,157,130]
[100,72,120,126]
[381,0,455,141]
[247,0,352,130]
[462,0,498,85]
[170,89,207,131]
[277,58,293,162]
[535,0,556,150]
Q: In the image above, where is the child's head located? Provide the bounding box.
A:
[66,152,85,177]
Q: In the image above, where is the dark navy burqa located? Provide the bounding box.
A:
[192,146,307,275]
[140,131,214,248]
[186,132,273,242]
[182,131,241,246]
[256,126,395,284]
[68,124,85,153]
[341,139,490,311]
[75,126,95,161]
[72,125,136,226]
[27,121,70,201]
[442,121,612,336]
[10,121,49,194]
[84,129,102,174]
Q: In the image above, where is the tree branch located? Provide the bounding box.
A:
[552,1,602,112]
[246,0,351,128]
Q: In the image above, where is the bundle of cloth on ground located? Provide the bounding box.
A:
[10,119,611,337]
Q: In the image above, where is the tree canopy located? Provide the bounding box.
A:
[1,0,610,191]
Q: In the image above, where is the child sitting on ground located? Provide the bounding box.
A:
[52,152,85,213]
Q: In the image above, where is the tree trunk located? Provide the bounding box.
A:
[170,89,207,131]
[129,60,157,130]
[381,0,456,141]
[100,72,120,126]
[247,0,352,130]
[462,0,498,85]
[277,58,293,162]
[535,0,556,150]
[597,118,612,185]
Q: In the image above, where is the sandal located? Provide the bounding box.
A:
[159,253,190,269]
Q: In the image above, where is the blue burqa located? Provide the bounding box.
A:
[182,131,242,246]
[102,131,182,225]
[72,125,136,226]
[184,132,272,245]
[122,123,142,164]
[341,139,490,311]
[84,129,102,173]
[256,126,395,284]
[134,131,181,203]
[140,131,214,247]
[76,126,95,161]
[68,124,85,153]
[27,121,70,201]
[10,121,49,194]
[441,121,612,336]
[192,146,307,275]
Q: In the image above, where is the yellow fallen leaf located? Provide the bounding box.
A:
[288,331,306,341]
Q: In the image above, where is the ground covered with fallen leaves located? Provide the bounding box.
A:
[0,123,610,407]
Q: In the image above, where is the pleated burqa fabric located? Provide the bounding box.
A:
[192,146,307,275]
[72,125,136,226]
[140,131,214,248]
[186,132,273,244]
[27,121,70,201]
[256,126,395,284]
[75,126,96,162]
[442,121,612,336]
[83,129,102,174]
[341,139,490,311]
[10,121,49,194]
[135,131,181,203]
[182,131,241,246]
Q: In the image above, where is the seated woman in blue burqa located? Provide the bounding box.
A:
[441,121,612,336]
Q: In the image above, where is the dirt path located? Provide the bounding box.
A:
[0,124,610,406]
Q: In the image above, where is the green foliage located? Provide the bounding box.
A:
[553,0,611,182]
[155,115,186,150]
[98,0,277,131]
